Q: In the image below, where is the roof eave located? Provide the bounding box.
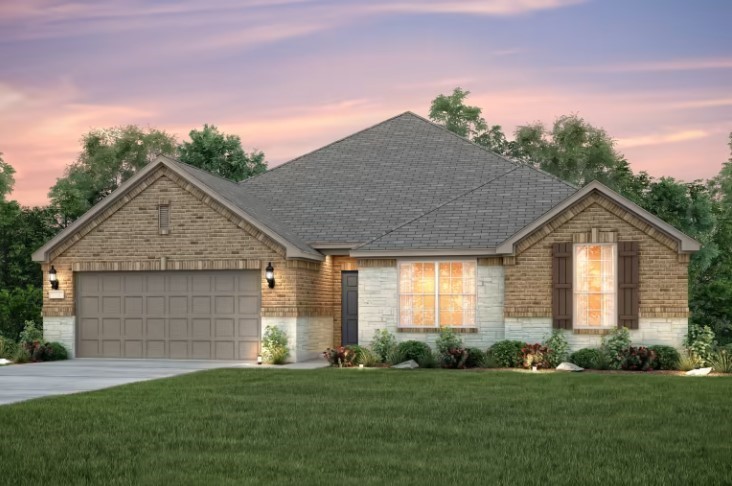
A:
[350,248,498,258]
[495,180,702,255]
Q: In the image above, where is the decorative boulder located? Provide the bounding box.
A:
[0,358,11,366]
[686,367,712,376]
[391,359,419,369]
[556,362,584,372]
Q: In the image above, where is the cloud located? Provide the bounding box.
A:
[617,130,711,149]
[577,58,732,73]
[367,0,585,16]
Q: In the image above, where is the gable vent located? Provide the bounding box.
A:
[158,203,170,235]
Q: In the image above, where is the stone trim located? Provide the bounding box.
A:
[573,328,614,335]
[504,306,552,318]
[640,307,689,318]
[357,259,396,268]
[397,327,479,334]
[71,259,262,272]
[478,257,502,266]
[43,306,74,317]
[285,259,321,271]
[262,306,333,318]
[502,256,516,266]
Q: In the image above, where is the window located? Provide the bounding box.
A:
[399,261,476,327]
[574,244,616,328]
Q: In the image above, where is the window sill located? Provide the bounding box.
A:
[573,328,615,335]
[397,327,478,334]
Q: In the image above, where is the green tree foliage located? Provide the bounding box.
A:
[0,286,42,340]
[49,126,178,225]
[178,124,267,182]
[0,152,16,201]
[429,87,488,139]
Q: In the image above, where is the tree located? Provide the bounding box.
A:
[0,152,15,200]
[177,124,267,182]
[49,126,177,224]
[429,87,488,139]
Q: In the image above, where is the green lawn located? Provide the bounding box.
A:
[1,369,731,485]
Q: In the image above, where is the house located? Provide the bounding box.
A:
[32,112,700,361]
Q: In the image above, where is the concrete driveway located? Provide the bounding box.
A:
[0,359,253,405]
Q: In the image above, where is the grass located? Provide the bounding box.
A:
[1,369,732,485]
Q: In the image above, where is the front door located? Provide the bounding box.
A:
[341,271,358,345]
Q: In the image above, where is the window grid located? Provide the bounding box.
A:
[574,244,616,328]
[399,261,476,328]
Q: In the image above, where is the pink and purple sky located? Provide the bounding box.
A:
[1,0,730,206]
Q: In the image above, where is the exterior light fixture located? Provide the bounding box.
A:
[257,355,263,365]
[265,262,275,289]
[49,265,59,290]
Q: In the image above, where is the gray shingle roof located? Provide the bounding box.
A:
[238,112,577,252]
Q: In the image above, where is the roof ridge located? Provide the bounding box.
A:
[239,111,418,186]
[355,165,522,250]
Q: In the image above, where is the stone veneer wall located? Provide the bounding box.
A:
[43,316,76,358]
[358,262,505,350]
[505,317,687,349]
[261,316,333,362]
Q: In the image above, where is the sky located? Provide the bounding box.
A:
[0,0,730,206]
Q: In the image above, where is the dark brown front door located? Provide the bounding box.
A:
[341,271,358,345]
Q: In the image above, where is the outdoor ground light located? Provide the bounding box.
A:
[48,265,59,290]
[265,262,275,289]
[257,355,263,365]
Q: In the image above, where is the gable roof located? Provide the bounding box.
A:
[240,111,576,249]
[32,156,323,262]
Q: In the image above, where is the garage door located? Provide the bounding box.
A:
[76,271,260,360]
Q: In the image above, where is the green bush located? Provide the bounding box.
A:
[678,351,703,371]
[396,340,432,364]
[370,328,397,363]
[685,324,716,366]
[19,320,43,346]
[710,350,732,373]
[435,327,463,354]
[14,346,30,363]
[488,340,525,368]
[544,330,570,368]
[569,348,603,369]
[43,342,68,361]
[386,346,405,366]
[602,327,632,369]
[350,345,380,367]
[262,325,290,364]
[465,348,485,368]
[0,336,18,360]
[0,286,43,342]
[648,345,681,370]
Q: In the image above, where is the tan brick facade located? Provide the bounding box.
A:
[504,192,689,319]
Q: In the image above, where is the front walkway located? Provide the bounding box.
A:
[0,358,326,405]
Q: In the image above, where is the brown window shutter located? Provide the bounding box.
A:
[552,242,573,329]
[617,241,640,329]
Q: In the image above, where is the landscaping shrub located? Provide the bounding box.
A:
[569,348,603,369]
[0,286,43,342]
[648,345,681,370]
[436,328,467,369]
[43,342,68,361]
[544,330,569,368]
[621,346,657,371]
[678,351,703,371]
[0,336,18,360]
[465,348,485,368]
[370,328,397,363]
[710,349,732,373]
[262,325,290,364]
[602,327,631,369]
[19,320,43,346]
[396,340,433,365]
[14,346,30,363]
[322,346,357,367]
[684,324,716,366]
[521,343,550,369]
[349,345,380,367]
[488,340,525,368]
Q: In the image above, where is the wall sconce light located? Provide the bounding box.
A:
[49,265,59,290]
[265,262,275,289]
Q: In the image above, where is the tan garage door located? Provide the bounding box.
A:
[76,271,260,360]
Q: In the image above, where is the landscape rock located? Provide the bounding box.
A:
[0,358,11,366]
[391,359,419,369]
[686,367,712,376]
[556,362,584,372]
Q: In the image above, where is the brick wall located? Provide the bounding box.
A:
[332,256,358,345]
[505,192,689,319]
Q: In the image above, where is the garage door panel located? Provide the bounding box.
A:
[191,296,211,314]
[125,341,143,358]
[147,318,165,339]
[170,318,188,339]
[215,318,234,338]
[102,296,122,314]
[76,271,260,360]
